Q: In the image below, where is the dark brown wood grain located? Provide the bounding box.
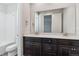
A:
[23,36,79,56]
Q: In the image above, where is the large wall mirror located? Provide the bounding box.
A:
[34,4,76,35]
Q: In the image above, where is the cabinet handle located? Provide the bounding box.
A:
[48,47,51,49]
[71,48,76,51]
[48,40,51,42]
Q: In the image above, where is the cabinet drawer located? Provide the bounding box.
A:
[42,38,56,44]
[57,45,70,56]
[70,40,79,47]
[57,39,70,46]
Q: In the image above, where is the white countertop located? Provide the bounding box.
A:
[24,34,79,40]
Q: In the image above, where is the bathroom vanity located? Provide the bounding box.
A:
[23,34,79,56]
[23,4,79,56]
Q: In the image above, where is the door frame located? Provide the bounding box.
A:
[16,3,23,56]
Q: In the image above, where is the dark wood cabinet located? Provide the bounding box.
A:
[41,38,57,56]
[23,37,41,56]
[23,37,79,56]
[69,46,79,56]
[42,44,57,56]
[57,45,70,56]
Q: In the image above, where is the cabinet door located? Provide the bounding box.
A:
[23,37,32,56]
[23,37,41,56]
[41,38,57,56]
[31,37,41,56]
[69,46,79,56]
[57,45,69,56]
[42,44,57,56]
[31,42,41,56]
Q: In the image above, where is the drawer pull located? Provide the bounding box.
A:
[71,48,76,51]
[48,40,51,42]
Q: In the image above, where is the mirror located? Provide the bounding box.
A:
[34,4,76,34]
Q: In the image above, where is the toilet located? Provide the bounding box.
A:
[6,44,17,56]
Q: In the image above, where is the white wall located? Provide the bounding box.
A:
[63,5,76,34]
[22,3,31,35]
[5,4,17,43]
[0,4,18,43]
[76,4,79,35]
[53,13,62,33]
[31,3,75,12]
[0,4,6,42]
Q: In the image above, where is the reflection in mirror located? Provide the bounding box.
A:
[35,9,63,33]
[44,15,52,32]
[33,4,76,36]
